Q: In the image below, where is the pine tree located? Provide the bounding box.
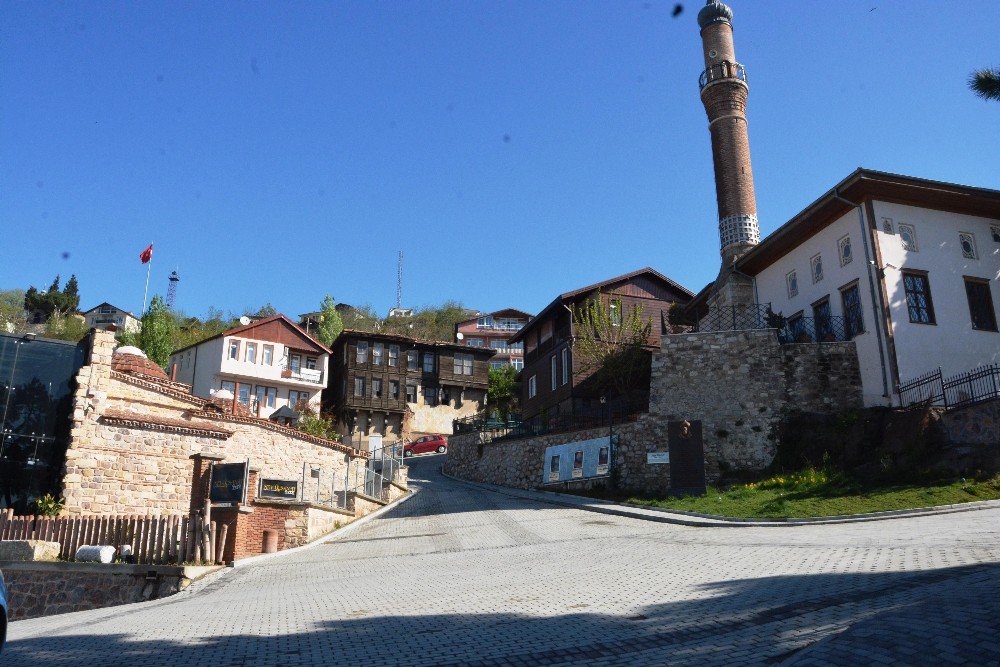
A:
[970,67,1000,102]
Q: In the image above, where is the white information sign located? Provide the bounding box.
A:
[647,452,670,464]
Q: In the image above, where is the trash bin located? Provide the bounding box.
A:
[262,529,278,554]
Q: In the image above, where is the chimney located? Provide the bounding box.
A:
[698,0,760,266]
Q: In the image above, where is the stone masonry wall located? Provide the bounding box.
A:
[445,329,863,493]
[62,330,359,515]
[445,416,673,496]
[650,329,862,472]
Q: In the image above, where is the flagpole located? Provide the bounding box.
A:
[142,249,152,315]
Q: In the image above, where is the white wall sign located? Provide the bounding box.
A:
[647,452,670,464]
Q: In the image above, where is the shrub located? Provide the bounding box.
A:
[32,493,65,516]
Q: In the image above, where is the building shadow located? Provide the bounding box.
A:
[6,562,999,666]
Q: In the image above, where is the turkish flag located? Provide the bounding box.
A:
[139,244,153,264]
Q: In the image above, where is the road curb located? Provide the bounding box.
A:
[440,466,1000,527]
[231,486,417,568]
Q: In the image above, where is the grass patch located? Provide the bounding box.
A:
[585,469,1000,519]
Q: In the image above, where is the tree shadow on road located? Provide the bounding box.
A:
[6,562,1000,667]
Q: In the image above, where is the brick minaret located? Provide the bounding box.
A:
[699,0,759,265]
[698,0,759,310]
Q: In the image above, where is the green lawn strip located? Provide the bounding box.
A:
[595,470,1000,519]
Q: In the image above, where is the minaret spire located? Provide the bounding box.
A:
[698,0,760,267]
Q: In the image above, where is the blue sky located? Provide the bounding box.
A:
[2,1,998,319]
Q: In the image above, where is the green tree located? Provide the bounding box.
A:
[572,291,653,405]
[62,275,80,311]
[43,311,89,341]
[315,295,344,347]
[22,274,80,319]
[486,365,520,420]
[0,289,27,333]
[133,295,177,367]
[970,67,1000,102]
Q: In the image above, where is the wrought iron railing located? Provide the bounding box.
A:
[776,316,851,344]
[698,60,747,89]
[694,303,774,333]
[898,364,1000,411]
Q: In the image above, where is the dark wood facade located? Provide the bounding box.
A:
[323,331,495,435]
[511,268,692,420]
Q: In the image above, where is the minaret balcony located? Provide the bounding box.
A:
[699,61,747,90]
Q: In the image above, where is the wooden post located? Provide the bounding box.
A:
[216,524,228,564]
[209,521,217,566]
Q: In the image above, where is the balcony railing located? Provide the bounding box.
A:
[776,316,852,344]
[698,60,747,89]
[693,306,855,345]
[899,364,1000,411]
[281,364,324,384]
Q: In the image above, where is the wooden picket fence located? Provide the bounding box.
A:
[0,508,225,565]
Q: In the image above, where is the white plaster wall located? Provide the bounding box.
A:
[752,210,891,406]
[872,201,1000,383]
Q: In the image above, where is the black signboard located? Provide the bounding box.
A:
[210,462,248,504]
[259,478,299,500]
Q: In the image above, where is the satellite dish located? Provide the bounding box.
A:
[456,332,464,340]
[239,316,251,325]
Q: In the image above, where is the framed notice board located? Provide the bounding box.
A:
[210,462,249,504]
[259,478,299,500]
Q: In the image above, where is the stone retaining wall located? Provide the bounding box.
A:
[651,329,862,472]
[2,561,220,620]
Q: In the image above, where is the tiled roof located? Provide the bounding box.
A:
[111,353,169,380]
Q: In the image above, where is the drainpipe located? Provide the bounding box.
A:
[833,189,891,399]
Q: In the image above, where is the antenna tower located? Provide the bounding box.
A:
[396,251,403,310]
[167,270,180,309]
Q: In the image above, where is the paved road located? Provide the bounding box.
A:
[7,456,1000,666]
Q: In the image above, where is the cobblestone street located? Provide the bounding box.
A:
[6,455,1000,666]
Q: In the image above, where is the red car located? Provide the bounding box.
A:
[405,435,447,457]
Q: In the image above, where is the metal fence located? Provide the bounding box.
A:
[454,402,643,444]
[776,316,851,344]
[898,364,1000,411]
[694,303,774,333]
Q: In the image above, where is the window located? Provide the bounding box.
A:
[573,450,584,470]
[289,390,308,408]
[550,455,560,474]
[477,316,494,329]
[454,352,473,376]
[356,341,369,364]
[405,383,417,403]
[228,340,240,360]
[372,342,383,366]
[466,338,484,347]
[221,380,236,394]
[100,305,113,314]
[960,232,978,260]
[561,348,569,385]
[898,224,918,252]
[812,298,832,340]
[354,377,366,397]
[598,447,609,466]
[528,375,537,398]
[263,345,273,365]
[787,313,805,340]
[388,345,399,367]
[237,384,252,406]
[840,283,864,338]
[245,342,257,364]
[390,380,400,399]
[551,355,558,390]
[882,217,894,234]
[306,357,317,370]
[810,254,823,283]
[290,354,301,373]
[440,387,451,406]
[407,350,418,370]
[609,301,621,326]
[902,271,936,324]
[508,341,523,352]
[372,378,383,399]
[489,339,506,350]
[992,225,1000,244]
[965,279,998,332]
[490,361,506,369]
[423,386,438,406]
[265,386,276,408]
[423,352,435,373]
[838,235,853,267]
[511,358,524,371]
[786,271,798,299]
